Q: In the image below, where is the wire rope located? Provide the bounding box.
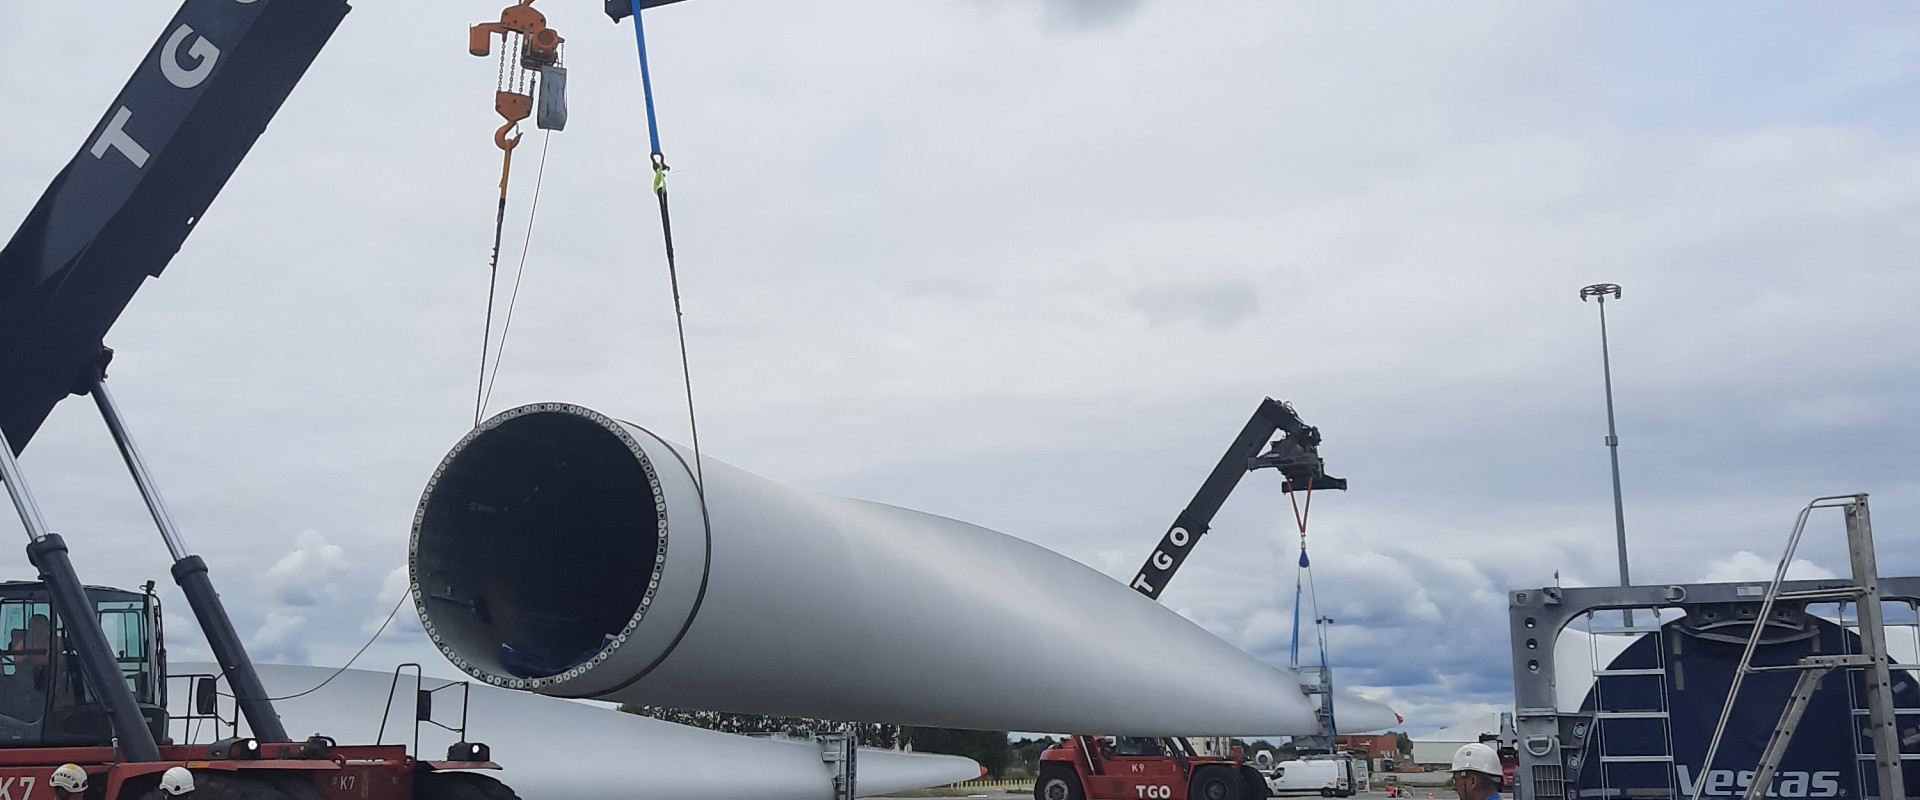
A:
[217,592,405,703]
[626,0,708,492]
[479,130,553,417]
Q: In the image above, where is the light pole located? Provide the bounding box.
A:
[1580,283,1633,627]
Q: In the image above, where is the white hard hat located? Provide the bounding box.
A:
[50,764,86,793]
[1451,742,1502,778]
[160,767,195,796]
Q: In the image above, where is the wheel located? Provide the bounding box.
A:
[414,772,521,800]
[1189,768,1240,800]
[1235,766,1269,800]
[136,772,290,800]
[1035,765,1084,800]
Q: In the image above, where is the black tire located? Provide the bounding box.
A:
[1035,765,1084,800]
[137,772,291,800]
[1189,768,1240,800]
[414,772,521,800]
[1235,766,1270,800]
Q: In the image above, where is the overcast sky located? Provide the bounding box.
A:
[4,1,1919,737]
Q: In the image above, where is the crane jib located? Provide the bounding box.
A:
[1128,398,1346,601]
[0,0,350,453]
[1131,522,1203,599]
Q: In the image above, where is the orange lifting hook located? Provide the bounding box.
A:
[470,0,565,152]
[494,93,531,151]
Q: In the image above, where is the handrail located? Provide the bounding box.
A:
[376,662,473,758]
[1690,494,1872,800]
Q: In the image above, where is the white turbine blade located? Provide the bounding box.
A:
[1330,687,1402,733]
[176,662,982,800]
[410,403,1323,736]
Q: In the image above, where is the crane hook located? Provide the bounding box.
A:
[495,121,523,152]
[494,90,532,151]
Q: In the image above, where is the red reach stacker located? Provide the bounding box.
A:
[0,1,515,798]
[1037,737,1266,800]
[1036,400,1347,800]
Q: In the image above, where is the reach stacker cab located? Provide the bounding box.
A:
[1037,736,1269,800]
[0,578,508,800]
[0,582,165,748]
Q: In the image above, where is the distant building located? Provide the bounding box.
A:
[1334,734,1399,760]
[1409,713,1503,767]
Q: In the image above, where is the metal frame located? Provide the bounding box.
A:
[1509,573,1920,800]
[819,730,858,800]
[1294,663,1340,753]
[167,671,240,744]
[377,663,475,758]
[1688,495,1903,800]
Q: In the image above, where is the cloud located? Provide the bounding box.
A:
[1698,550,1840,583]
[1038,0,1146,31]
[251,613,311,665]
[365,565,426,641]
[1129,276,1263,330]
[163,613,212,664]
[261,531,351,607]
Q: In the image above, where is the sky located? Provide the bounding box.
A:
[4,0,1920,738]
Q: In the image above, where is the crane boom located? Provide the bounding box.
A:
[0,0,349,453]
[0,0,349,750]
[1129,398,1345,600]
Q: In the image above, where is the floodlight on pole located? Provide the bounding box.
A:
[1580,282,1633,627]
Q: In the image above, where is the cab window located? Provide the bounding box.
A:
[96,600,153,703]
[0,599,54,722]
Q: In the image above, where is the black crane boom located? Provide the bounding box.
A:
[0,0,349,751]
[1129,398,1345,600]
[0,0,349,453]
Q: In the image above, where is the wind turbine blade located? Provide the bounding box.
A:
[179,662,983,800]
[410,402,1323,736]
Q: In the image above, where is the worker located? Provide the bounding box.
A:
[13,615,49,667]
[15,614,52,686]
[1449,742,1504,800]
[160,767,195,797]
[49,764,86,800]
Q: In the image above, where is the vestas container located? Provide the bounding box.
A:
[1573,616,1920,799]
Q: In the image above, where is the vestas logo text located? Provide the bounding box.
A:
[1674,766,1841,798]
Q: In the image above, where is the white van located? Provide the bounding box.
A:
[1265,757,1356,797]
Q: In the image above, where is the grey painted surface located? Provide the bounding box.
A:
[177,662,983,800]
[411,403,1324,736]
